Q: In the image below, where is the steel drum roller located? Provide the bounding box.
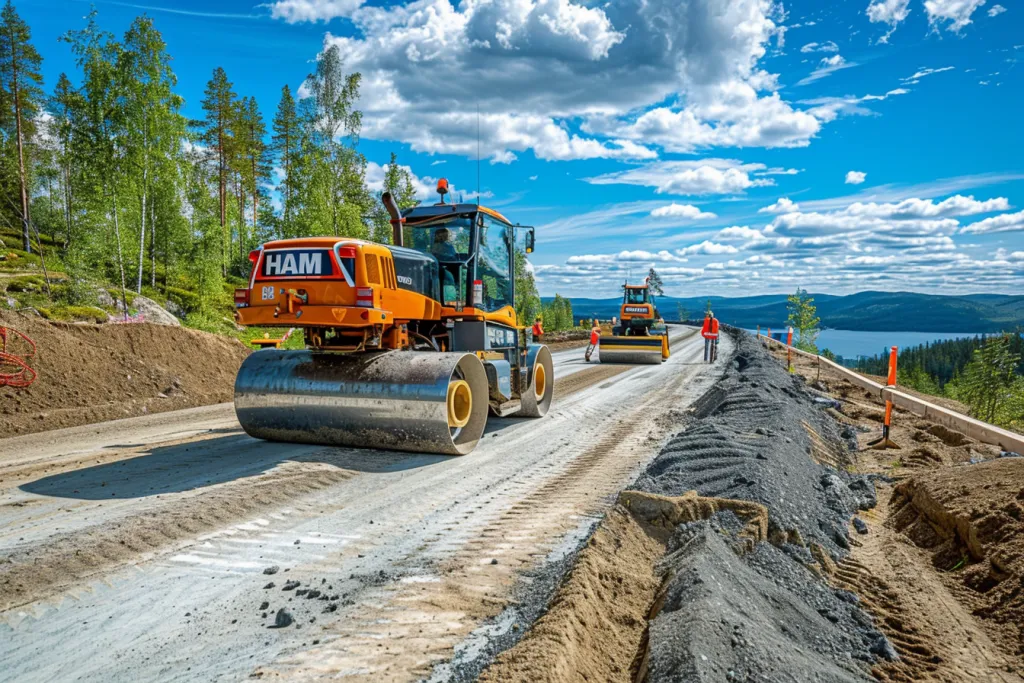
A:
[234,350,490,455]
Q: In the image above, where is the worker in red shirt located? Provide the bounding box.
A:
[585,319,601,362]
[701,311,719,363]
[532,316,544,343]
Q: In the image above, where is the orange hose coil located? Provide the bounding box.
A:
[0,326,37,388]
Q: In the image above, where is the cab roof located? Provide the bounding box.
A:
[404,203,513,226]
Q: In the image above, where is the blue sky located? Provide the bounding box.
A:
[19,0,1024,298]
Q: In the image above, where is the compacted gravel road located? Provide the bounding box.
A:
[0,326,729,682]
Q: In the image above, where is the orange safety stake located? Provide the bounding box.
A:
[869,346,901,450]
[786,326,793,372]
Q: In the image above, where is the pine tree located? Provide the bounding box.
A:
[0,0,44,253]
[646,267,664,295]
[195,66,236,273]
[271,85,298,235]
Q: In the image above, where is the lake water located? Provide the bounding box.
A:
[745,329,987,360]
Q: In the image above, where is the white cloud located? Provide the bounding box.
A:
[866,0,911,42]
[758,197,799,213]
[586,159,775,195]
[567,249,684,264]
[797,54,856,86]
[269,0,365,23]
[364,160,434,199]
[901,66,955,84]
[718,225,768,241]
[650,203,717,219]
[800,41,839,53]
[925,0,987,32]
[677,240,740,256]
[959,209,1024,234]
[988,4,1007,16]
[845,195,1009,218]
[310,0,836,162]
[430,160,446,166]
[845,171,867,185]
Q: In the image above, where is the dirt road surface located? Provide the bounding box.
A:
[0,327,728,682]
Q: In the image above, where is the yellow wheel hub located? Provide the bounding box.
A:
[534,362,547,401]
[447,379,472,428]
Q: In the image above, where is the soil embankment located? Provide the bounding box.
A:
[770,342,1024,680]
[1,310,249,436]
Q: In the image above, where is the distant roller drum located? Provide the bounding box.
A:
[598,335,669,365]
[234,349,490,455]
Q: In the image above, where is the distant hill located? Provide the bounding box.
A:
[548,291,1024,333]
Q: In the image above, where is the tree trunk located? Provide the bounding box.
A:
[137,144,148,293]
[63,164,73,247]
[8,26,32,254]
[150,198,156,288]
[109,182,129,321]
[218,119,227,277]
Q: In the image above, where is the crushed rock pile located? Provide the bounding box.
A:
[634,329,891,682]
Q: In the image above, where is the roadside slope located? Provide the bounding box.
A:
[1,310,248,436]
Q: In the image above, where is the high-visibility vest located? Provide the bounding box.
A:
[532,322,544,336]
[590,328,600,345]
[701,317,719,339]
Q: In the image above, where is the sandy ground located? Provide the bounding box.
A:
[0,326,725,682]
[776,344,1024,681]
[0,310,249,436]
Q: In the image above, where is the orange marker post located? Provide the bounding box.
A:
[870,345,901,450]
[786,326,794,372]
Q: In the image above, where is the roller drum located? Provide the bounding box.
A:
[597,336,664,365]
[234,350,489,455]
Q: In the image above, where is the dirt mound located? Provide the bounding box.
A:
[0,310,248,436]
[891,457,1024,657]
[479,505,663,683]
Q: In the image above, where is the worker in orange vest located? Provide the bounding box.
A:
[532,316,544,343]
[701,311,719,363]
[585,319,601,362]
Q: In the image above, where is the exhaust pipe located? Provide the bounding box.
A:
[382,191,404,247]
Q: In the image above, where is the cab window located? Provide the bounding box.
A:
[626,288,648,304]
[477,216,512,312]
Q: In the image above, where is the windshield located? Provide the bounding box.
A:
[405,216,473,262]
[625,288,648,304]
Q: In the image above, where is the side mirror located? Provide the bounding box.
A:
[525,228,535,254]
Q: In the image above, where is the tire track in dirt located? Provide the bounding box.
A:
[0,458,357,612]
[254,337,725,681]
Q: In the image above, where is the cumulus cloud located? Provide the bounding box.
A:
[988,4,1007,16]
[586,159,775,195]
[304,0,836,161]
[959,209,1024,234]
[718,225,769,241]
[866,0,911,43]
[650,203,717,219]
[758,197,799,213]
[268,0,365,23]
[925,0,987,32]
[364,160,434,199]
[677,240,740,256]
[845,170,867,185]
[844,195,1009,218]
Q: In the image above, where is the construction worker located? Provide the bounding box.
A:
[701,311,720,363]
[532,316,544,343]
[585,319,601,362]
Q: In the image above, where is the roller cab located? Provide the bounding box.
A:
[232,180,553,455]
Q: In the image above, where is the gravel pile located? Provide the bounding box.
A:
[637,329,891,682]
[635,329,874,556]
